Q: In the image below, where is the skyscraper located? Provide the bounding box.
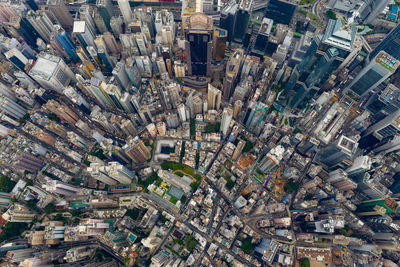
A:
[213,28,227,61]
[280,19,360,109]
[112,62,130,90]
[232,139,245,161]
[96,0,113,31]
[316,135,358,169]
[264,0,297,25]
[117,0,133,24]
[219,1,237,42]
[52,26,79,62]
[0,95,26,120]
[220,107,233,137]
[207,84,222,111]
[369,23,400,61]
[366,84,400,122]
[364,109,400,140]
[43,0,74,31]
[347,51,400,97]
[26,10,55,43]
[184,13,213,76]
[252,18,273,55]
[232,0,252,43]
[224,49,244,100]
[243,101,268,129]
[124,136,151,164]
[73,21,95,48]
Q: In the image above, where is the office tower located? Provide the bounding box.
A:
[102,32,119,56]
[232,0,252,43]
[220,107,233,137]
[289,31,313,67]
[73,21,95,48]
[135,56,152,77]
[4,47,28,71]
[346,155,371,176]
[174,61,186,78]
[364,0,390,24]
[281,19,360,109]
[120,92,133,113]
[272,45,288,65]
[43,100,80,125]
[112,62,130,90]
[161,25,174,45]
[243,101,268,128]
[156,57,167,74]
[79,4,96,35]
[125,136,151,163]
[105,84,124,110]
[366,84,400,122]
[0,95,26,120]
[184,13,213,76]
[208,84,222,111]
[224,49,244,100]
[252,18,273,55]
[106,162,135,184]
[213,28,227,61]
[364,109,400,140]
[259,145,285,172]
[233,100,242,118]
[370,24,400,61]
[110,16,122,38]
[138,105,152,124]
[177,103,187,122]
[93,10,107,33]
[347,51,400,97]
[125,57,141,88]
[63,86,90,114]
[96,0,113,31]
[219,1,237,42]
[5,16,40,48]
[232,139,245,161]
[359,198,398,214]
[97,45,115,74]
[26,10,54,43]
[117,0,133,24]
[326,169,357,191]
[43,0,73,30]
[316,135,358,168]
[14,152,43,173]
[86,78,114,108]
[166,113,179,128]
[135,32,151,56]
[265,0,297,25]
[29,53,75,93]
[120,118,137,136]
[52,26,79,62]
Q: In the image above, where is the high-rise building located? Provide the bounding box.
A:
[184,13,213,76]
[73,21,95,48]
[29,53,75,93]
[0,95,26,120]
[232,0,252,43]
[4,48,28,72]
[117,0,133,24]
[280,19,360,109]
[219,1,237,42]
[105,84,124,110]
[125,57,142,88]
[233,100,243,118]
[264,0,297,25]
[14,152,43,173]
[364,109,400,140]
[224,49,244,100]
[124,136,151,164]
[220,107,233,137]
[106,162,136,184]
[366,84,400,122]
[52,26,79,62]
[43,100,80,125]
[208,84,222,111]
[243,101,268,129]
[112,62,130,90]
[316,135,358,168]
[370,23,400,61]
[43,0,74,31]
[213,28,227,61]
[96,0,113,31]
[26,10,54,43]
[232,139,245,161]
[347,51,400,97]
[5,16,40,48]
[177,103,187,122]
[252,18,273,55]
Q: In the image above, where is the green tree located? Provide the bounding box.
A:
[284,180,299,193]
[44,203,56,214]
[0,175,16,193]
[326,10,336,19]
[47,113,60,122]
[125,208,141,220]
[185,235,197,252]
[299,257,310,267]
[242,141,254,153]
[0,222,29,242]
[19,113,30,124]
[241,237,254,254]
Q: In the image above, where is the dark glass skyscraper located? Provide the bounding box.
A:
[232,0,252,43]
[280,20,358,109]
[265,0,297,25]
[369,24,400,61]
[185,13,213,76]
[219,1,237,42]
